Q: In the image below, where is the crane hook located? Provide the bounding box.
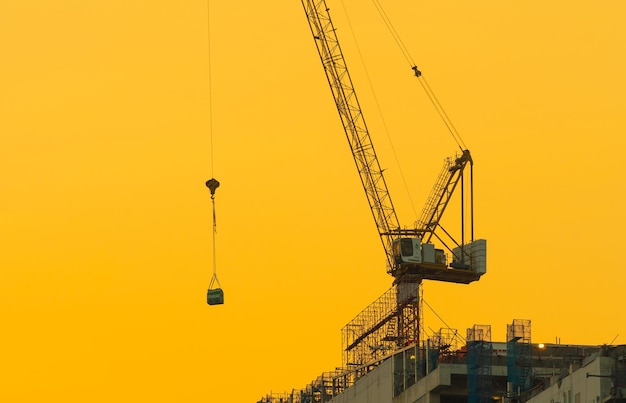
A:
[206,178,220,198]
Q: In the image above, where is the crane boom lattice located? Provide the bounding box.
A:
[302,0,400,273]
[417,149,473,245]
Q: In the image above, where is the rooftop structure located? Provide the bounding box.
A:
[257,321,626,403]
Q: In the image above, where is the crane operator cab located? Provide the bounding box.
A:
[392,237,448,267]
[392,238,423,265]
[392,237,486,284]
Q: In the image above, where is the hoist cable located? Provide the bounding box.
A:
[423,297,466,343]
[371,0,414,67]
[208,194,221,289]
[206,0,215,177]
[206,178,221,295]
[370,0,468,151]
[341,0,419,219]
[418,77,466,151]
[206,0,221,292]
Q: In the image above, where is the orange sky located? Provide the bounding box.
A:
[2,1,625,401]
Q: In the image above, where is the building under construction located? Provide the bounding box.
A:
[257,2,626,402]
[257,319,626,403]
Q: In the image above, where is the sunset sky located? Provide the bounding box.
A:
[2,1,625,401]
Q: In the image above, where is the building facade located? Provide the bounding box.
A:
[258,333,626,403]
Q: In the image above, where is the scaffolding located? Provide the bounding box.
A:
[304,371,344,403]
[256,390,302,403]
[467,325,493,403]
[507,319,532,400]
[257,370,347,403]
[430,327,463,363]
[341,283,420,368]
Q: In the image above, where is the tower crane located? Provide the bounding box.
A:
[301,0,486,354]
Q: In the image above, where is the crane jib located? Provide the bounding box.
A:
[301,0,483,285]
[302,0,401,273]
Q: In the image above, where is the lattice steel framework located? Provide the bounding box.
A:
[507,319,532,400]
[301,0,404,275]
[467,325,493,403]
[304,371,343,403]
[429,327,461,362]
[257,391,302,403]
[341,284,419,368]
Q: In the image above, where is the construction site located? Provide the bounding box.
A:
[256,1,626,402]
[258,319,626,402]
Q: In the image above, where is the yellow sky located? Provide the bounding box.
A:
[2,0,625,401]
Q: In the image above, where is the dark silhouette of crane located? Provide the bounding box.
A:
[301,0,486,357]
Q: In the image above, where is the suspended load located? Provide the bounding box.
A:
[207,282,224,305]
[206,178,224,305]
